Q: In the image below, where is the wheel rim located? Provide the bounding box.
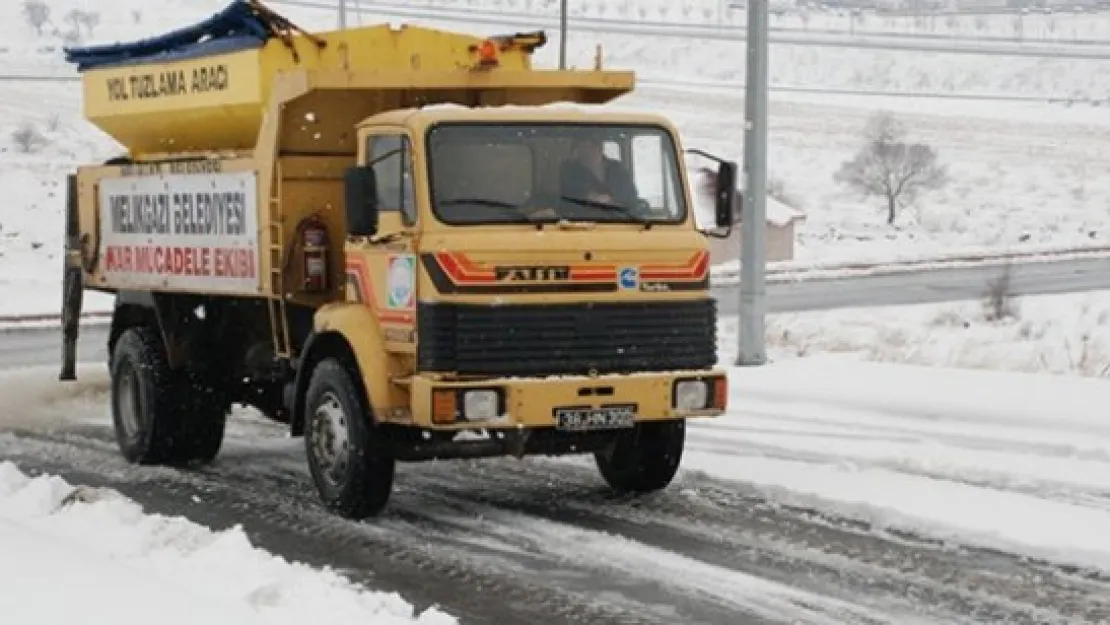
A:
[310,391,351,489]
[116,362,142,441]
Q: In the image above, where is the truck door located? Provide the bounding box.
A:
[346,131,419,351]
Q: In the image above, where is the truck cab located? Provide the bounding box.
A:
[290,106,732,517]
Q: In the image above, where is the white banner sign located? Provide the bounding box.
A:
[98,171,260,294]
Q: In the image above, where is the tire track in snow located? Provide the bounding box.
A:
[405,494,902,625]
[687,404,1110,512]
[405,455,1109,625]
[685,430,1110,512]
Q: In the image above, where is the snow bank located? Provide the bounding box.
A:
[0,461,456,625]
[729,289,1110,378]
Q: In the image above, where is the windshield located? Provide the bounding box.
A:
[426,123,688,225]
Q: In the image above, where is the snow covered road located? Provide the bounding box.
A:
[3,352,1109,623]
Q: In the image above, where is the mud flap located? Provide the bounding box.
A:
[59,173,83,381]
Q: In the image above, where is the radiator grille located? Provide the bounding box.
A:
[417,300,717,377]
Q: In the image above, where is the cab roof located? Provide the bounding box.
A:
[360,104,677,132]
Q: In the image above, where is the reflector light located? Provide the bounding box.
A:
[477,39,499,66]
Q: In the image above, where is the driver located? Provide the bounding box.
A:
[559,137,639,209]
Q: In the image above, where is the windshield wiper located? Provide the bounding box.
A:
[438,198,559,224]
[439,197,521,210]
[560,195,652,226]
[438,197,531,222]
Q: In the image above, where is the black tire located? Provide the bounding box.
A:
[109,326,227,466]
[304,358,394,519]
[172,369,230,463]
[595,420,685,494]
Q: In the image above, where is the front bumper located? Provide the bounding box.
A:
[407,369,728,429]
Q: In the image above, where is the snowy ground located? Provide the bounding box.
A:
[0,461,456,624]
[322,0,1110,101]
[3,297,1110,607]
[646,308,1110,574]
[3,0,1110,318]
[744,289,1110,379]
[8,356,1108,623]
[681,353,1110,576]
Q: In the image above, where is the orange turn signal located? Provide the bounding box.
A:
[713,377,728,410]
[432,390,458,424]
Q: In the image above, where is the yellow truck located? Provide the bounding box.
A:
[59,0,737,519]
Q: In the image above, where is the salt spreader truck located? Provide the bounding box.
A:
[59,0,737,519]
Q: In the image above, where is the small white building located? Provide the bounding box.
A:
[691,187,806,265]
[689,167,806,265]
[705,196,807,265]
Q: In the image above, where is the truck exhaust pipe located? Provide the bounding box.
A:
[59,173,83,382]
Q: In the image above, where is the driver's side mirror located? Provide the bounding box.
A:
[344,166,379,237]
[714,160,739,229]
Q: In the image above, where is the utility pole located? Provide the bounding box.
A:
[338,0,348,29]
[737,0,769,367]
[559,0,568,69]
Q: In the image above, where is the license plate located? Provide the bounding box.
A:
[554,404,637,431]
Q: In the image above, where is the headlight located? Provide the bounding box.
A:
[463,389,501,420]
[674,380,709,411]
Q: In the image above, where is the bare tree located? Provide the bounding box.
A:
[64,9,82,32]
[834,112,948,225]
[11,122,47,153]
[983,262,1019,321]
[22,0,50,35]
[78,10,100,36]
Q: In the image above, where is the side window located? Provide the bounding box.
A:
[631,134,681,218]
[369,134,416,225]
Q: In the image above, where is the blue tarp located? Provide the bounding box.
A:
[63,1,273,71]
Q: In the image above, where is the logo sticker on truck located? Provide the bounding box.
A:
[618,267,639,290]
[387,254,416,309]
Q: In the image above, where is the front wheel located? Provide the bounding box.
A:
[304,358,395,519]
[595,420,685,494]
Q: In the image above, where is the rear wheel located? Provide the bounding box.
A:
[595,420,685,494]
[110,326,228,466]
[172,369,230,463]
[304,358,394,519]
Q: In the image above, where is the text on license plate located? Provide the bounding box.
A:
[554,404,637,431]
